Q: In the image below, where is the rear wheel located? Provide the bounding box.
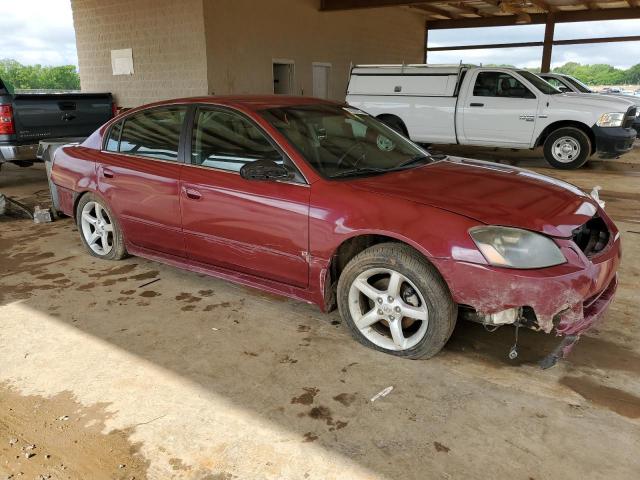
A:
[378,115,408,137]
[543,127,591,169]
[337,243,457,359]
[76,193,127,260]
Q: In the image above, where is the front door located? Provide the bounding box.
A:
[180,106,310,288]
[98,105,187,257]
[461,71,539,147]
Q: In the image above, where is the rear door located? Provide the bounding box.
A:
[180,106,310,287]
[459,70,539,147]
[98,105,187,257]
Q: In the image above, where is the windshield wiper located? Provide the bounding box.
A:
[388,154,432,171]
[329,167,388,179]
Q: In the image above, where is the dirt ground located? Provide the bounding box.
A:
[1,143,639,479]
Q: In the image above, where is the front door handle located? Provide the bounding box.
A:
[185,188,202,200]
[469,102,484,107]
[103,168,114,178]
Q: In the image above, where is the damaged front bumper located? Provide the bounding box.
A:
[432,229,621,366]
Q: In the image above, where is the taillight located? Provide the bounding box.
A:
[111,103,118,118]
[0,104,15,135]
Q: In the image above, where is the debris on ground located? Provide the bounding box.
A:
[0,193,33,219]
[370,386,394,402]
[33,205,53,223]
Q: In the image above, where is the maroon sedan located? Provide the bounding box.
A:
[51,96,621,366]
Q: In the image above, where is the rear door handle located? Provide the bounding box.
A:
[103,168,114,178]
[185,188,202,200]
[470,103,484,107]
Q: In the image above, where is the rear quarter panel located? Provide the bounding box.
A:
[50,145,99,216]
[346,95,457,144]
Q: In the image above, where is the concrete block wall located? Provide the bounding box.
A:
[71,0,425,106]
[203,0,426,100]
[71,0,209,107]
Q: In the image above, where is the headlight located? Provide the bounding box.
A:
[469,226,566,269]
[596,112,625,127]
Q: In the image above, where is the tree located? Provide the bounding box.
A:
[0,59,80,91]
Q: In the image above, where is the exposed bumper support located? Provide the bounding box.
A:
[0,144,39,163]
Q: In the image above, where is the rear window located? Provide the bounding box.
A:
[115,106,187,161]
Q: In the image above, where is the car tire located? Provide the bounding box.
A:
[76,193,127,260]
[337,242,457,359]
[543,127,591,169]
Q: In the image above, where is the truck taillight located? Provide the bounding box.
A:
[0,104,15,135]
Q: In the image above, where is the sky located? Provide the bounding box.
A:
[428,20,640,69]
[0,0,78,66]
[0,1,637,69]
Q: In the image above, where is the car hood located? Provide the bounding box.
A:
[552,92,636,111]
[603,92,640,108]
[349,157,598,238]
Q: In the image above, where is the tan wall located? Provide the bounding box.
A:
[71,0,425,106]
[71,0,209,107]
[203,0,425,100]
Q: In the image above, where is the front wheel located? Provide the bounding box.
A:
[543,127,591,169]
[76,193,127,260]
[337,243,457,359]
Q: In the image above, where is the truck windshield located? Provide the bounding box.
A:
[260,104,433,179]
[517,71,562,95]
[563,75,592,93]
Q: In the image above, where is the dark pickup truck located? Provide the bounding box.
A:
[0,77,114,167]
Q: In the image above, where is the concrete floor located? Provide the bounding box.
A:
[1,145,639,480]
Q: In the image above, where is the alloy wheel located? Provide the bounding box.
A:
[348,267,429,351]
[80,201,114,256]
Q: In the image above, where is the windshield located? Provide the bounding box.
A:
[562,75,592,93]
[517,70,562,95]
[260,104,433,179]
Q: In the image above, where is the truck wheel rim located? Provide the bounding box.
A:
[81,201,114,256]
[348,268,429,351]
[552,136,580,163]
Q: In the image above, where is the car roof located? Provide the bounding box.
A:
[133,95,340,112]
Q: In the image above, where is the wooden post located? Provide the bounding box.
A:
[424,21,429,63]
[541,14,555,73]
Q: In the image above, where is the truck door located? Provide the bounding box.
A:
[459,71,539,147]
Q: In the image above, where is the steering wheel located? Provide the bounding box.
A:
[335,141,366,170]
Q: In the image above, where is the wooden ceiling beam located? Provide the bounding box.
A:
[529,0,558,12]
[320,0,437,10]
[426,6,640,28]
[414,4,461,19]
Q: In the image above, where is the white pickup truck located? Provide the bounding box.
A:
[538,72,640,138]
[346,65,637,169]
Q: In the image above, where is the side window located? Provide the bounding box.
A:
[105,121,122,152]
[473,72,535,99]
[118,106,187,161]
[545,77,569,92]
[191,108,282,172]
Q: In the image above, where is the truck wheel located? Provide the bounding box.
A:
[543,127,591,169]
[378,115,408,137]
[337,242,457,359]
[76,193,127,260]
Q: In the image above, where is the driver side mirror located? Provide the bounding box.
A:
[240,159,292,181]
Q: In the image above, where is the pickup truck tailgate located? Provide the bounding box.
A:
[12,93,113,144]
